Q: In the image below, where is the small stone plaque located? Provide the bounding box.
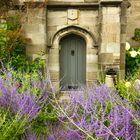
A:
[68,9,78,20]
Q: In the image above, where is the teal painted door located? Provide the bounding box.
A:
[60,34,86,90]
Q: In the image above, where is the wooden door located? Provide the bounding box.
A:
[60,34,86,90]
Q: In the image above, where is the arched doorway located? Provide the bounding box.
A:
[59,34,86,90]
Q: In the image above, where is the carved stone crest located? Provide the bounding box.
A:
[67,9,78,20]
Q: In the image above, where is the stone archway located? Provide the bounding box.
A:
[48,26,98,90]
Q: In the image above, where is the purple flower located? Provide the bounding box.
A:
[22,131,37,140]
[65,84,137,140]
[48,129,82,140]
[0,78,47,119]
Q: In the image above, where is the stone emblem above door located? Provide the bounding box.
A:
[68,9,78,20]
[67,9,79,25]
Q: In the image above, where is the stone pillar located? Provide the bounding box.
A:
[98,0,123,79]
[120,0,130,79]
[23,2,47,60]
[48,47,60,90]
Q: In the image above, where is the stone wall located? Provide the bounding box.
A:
[127,0,140,46]
[47,10,98,46]
[99,7,121,65]
[47,8,99,87]
[15,0,137,89]
[22,4,47,60]
[18,0,140,47]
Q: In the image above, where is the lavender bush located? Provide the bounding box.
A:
[0,64,139,140]
[0,67,57,140]
[56,84,137,140]
[0,79,41,118]
[48,127,82,140]
[0,80,39,139]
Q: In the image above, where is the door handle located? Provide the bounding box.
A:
[71,50,74,56]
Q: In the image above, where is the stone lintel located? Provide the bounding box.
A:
[100,0,123,6]
[13,0,125,10]
[14,2,99,9]
[100,0,122,2]
[47,2,99,9]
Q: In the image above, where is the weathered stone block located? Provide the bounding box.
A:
[49,54,59,63]
[100,43,107,53]
[102,7,120,15]
[48,64,59,71]
[68,19,78,25]
[120,34,126,43]
[48,11,67,18]
[50,72,59,81]
[39,24,46,33]
[102,15,120,23]
[87,72,97,81]
[47,26,57,31]
[87,54,98,63]
[87,48,97,54]
[106,43,120,53]
[31,33,46,45]
[47,17,67,26]
[99,53,113,64]
[51,82,60,90]
[49,48,59,54]
[87,63,98,72]
[26,45,46,56]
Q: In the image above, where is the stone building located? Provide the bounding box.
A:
[15,0,134,90]
[127,0,140,46]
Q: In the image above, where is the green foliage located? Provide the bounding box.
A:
[28,58,46,72]
[0,15,46,73]
[0,107,27,140]
[0,15,27,70]
[116,79,140,110]
[6,16,21,30]
[32,111,49,136]
[132,28,140,42]
[0,68,58,139]
[125,28,140,78]
[0,16,46,72]
[31,102,58,137]
[126,48,140,78]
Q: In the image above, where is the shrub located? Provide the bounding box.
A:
[48,128,82,140]
[0,15,47,73]
[0,15,27,70]
[126,47,140,78]
[57,84,137,140]
[0,68,57,139]
[116,73,140,110]
[125,28,140,77]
